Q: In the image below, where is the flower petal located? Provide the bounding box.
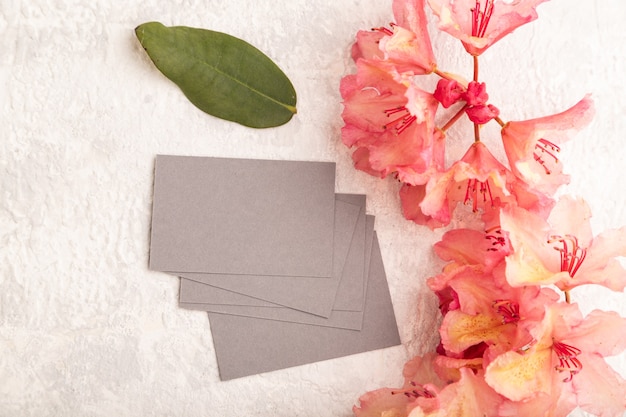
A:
[572,353,626,417]
[427,0,549,55]
[485,348,554,401]
[353,388,411,417]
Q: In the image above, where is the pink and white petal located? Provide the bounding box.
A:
[485,348,554,401]
[440,310,514,353]
[353,388,411,417]
[403,353,448,389]
[404,85,439,126]
[399,183,445,228]
[504,249,567,287]
[567,309,626,357]
[577,226,626,284]
[547,196,593,246]
[380,26,436,76]
[393,0,435,52]
[433,228,493,266]
[435,368,503,417]
[427,0,549,56]
[497,391,574,417]
[351,30,386,62]
[352,147,386,178]
[572,353,626,417]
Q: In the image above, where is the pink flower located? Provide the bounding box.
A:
[350,0,436,77]
[419,141,516,226]
[485,302,626,417]
[379,0,438,77]
[400,183,446,229]
[501,95,595,195]
[352,387,412,417]
[351,30,386,62]
[433,265,558,358]
[433,227,510,273]
[340,59,442,181]
[500,195,626,292]
[407,368,503,417]
[353,354,445,417]
[426,0,549,56]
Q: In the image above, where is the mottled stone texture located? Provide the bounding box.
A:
[1,1,624,416]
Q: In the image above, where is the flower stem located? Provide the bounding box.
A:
[474,123,481,142]
[564,290,571,304]
[433,68,456,82]
[473,55,479,82]
[494,116,506,127]
[441,105,468,132]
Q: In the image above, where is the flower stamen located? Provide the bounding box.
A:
[548,234,587,277]
[383,106,417,134]
[552,340,583,382]
[372,24,395,36]
[471,0,495,38]
[493,299,521,324]
[485,226,506,251]
[464,179,494,212]
[391,381,436,399]
[533,138,561,175]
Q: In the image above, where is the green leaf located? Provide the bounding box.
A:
[135,22,297,128]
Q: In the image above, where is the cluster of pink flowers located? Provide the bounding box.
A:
[340,1,626,416]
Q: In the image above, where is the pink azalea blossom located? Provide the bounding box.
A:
[407,368,503,417]
[352,387,413,417]
[340,60,441,181]
[349,0,436,77]
[500,195,626,292]
[351,30,386,62]
[353,354,446,417]
[501,95,595,195]
[433,227,510,273]
[434,265,558,357]
[485,302,626,417]
[427,0,550,56]
[400,183,446,229]
[379,0,438,77]
[419,141,516,226]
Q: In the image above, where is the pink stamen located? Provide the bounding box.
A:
[493,300,521,324]
[533,138,561,175]
[372,24,395,36]
[471,0,495,38]
[552,340,583,382]
[464,179,494,212]
[485,226,506,251]
[391,381,436,399]
[383,106,417,134]
[548,234,587,277]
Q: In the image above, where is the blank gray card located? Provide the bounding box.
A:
[149,155,336,277]
[207,233,401,380]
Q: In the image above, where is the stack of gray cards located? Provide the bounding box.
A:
[149,155,401,380]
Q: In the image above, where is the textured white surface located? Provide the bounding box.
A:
[1,0,625,416]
